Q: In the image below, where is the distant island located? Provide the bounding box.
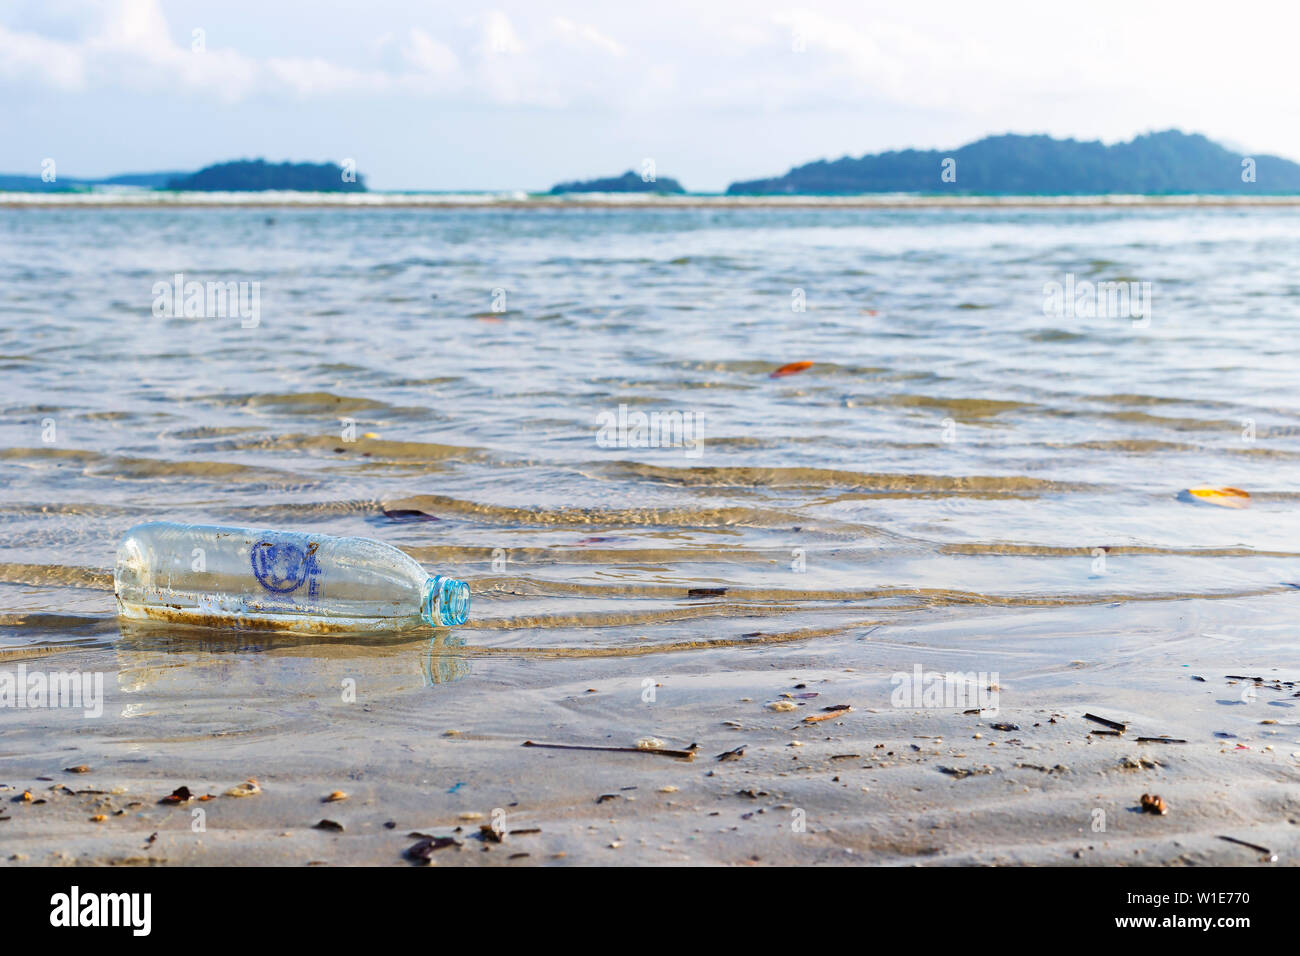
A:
[550,170,685,194]
[726,130,1300,195]
[166,159,365,192]
[0,160,365,193]
[4,133,1300,196]
[0,171,186,192]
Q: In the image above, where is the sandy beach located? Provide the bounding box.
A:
[3,586,1297,866]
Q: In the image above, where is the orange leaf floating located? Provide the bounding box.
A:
[1179,487,1251,509]
[770,361,814,379]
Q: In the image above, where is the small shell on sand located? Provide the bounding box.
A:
[766,700,798,712]
[225,780,261,797]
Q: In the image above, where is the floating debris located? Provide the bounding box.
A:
[1178,487,1250,509]
[1139,793,1168,815]
[382,508,439,522]
[523,740,697,760]
[770,361,814,379]
[686,587,727,598]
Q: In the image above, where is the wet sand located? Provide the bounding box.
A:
[3,595,1296,866]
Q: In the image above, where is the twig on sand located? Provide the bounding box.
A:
[523,740,697,760]
[1084,712,1128,732]
[1217,835,1278,861]
[1136,736,1187,744]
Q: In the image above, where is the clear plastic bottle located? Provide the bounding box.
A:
[114,522,469,632]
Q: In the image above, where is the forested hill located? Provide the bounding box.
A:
[726,131,1300,195]
[166,160,366,192]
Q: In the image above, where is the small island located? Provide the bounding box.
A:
[166,159,366,192]
[550,170,685,194]
[726,130,1300,195]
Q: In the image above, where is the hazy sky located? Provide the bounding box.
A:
[3,0,1298,191]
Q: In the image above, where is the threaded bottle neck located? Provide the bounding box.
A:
[423,575,470,627]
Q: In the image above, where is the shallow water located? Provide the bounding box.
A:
[2,203,1300,676]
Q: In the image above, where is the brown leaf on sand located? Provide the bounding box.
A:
[1139,793,1168,815]
[770,361,814,379]
[803,705,852,723]
[314,819,344,832]
[158,786,192,805]
[64,765,90,774]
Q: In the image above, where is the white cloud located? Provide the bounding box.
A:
[405,28,460,76]
[553,17,624,57]
[265,56,391,97]
[0,23,86,90]
[483,11,523,56]
[4,0,1300,171]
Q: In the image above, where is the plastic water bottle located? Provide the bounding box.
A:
[113,522,470,631]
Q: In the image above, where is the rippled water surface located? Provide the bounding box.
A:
[3,204,1300,664]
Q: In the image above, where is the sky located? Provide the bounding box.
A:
[2,0,1299,191]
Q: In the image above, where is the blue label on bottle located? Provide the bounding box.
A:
[251,539,321,596]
